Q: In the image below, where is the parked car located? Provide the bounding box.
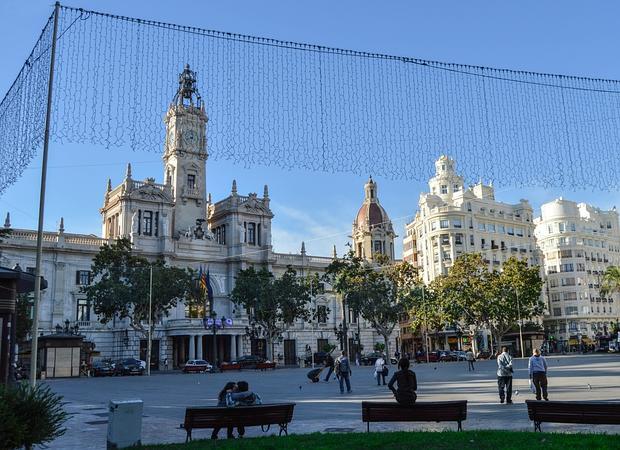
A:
[92,360,115,377]
[415,351,440,363]
[475,351,493,360]
[183,359,213,373]
[233,355,266,369]
[439,351,457,362]
[113,359,145,376]
[304,351,329,366]
[454,351,468,361]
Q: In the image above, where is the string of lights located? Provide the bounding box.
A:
[2,4,620,196]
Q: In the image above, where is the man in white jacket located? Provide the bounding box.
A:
[374,355,387,386]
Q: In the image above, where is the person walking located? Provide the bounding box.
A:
[528,348,549,401]
[374,354,387,386]
[496,346,514,404]
[335,350,352,394]
[388,358,417,405]
[323,353,335,382]
[466,349,475,372]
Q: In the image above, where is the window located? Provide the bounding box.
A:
[478,222,485,231]
[550,293,561,302]
[431,221,437,231]
[507,226,514,235]
[247,222,256,245]
[487,223,496,233]
[374,240,383,254]
[549,278,558,288]
[213,225,227,245]
[76,299,90,321]
[143,211,153,236]
[440,185,448,194]
[559,223,565,232]
[560,263,574,273]
[187,174,196,189]
[257,224,261,246]
[516,227,524,237]
[440,219,449,229]
[469,235,474,246]
[317,305,327,324]
[440,234,450,245]
[553,308,561,317]
[565,306,578,316]
[453,184,460,192]
[76,270,92,286]
[481,238,486,249]
[453,218,462,228]
[561,278,575,286]
[467,202,472,212]
[455,233,463,245]
[563,292,577,301]
[498,224,505,233]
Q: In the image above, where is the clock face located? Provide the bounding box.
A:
[183,130,197,148]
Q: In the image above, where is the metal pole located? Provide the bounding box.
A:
[30,2,60,386]
[423,286,429,363]
[516,288,525,358]
[147,265,153,376]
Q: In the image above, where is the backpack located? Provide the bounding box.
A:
[337,357,350,375]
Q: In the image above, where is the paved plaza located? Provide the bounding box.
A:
[44,354,620,449]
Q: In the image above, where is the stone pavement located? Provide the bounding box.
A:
[43,353,620,449]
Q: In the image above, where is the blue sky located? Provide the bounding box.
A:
[2,0,620,259]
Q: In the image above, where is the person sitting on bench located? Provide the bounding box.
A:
[225,380,262,438]
[387,358,417,405]
[211,381,237,440]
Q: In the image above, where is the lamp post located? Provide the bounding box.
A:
[516,287,525,358]
[204,313,233,371]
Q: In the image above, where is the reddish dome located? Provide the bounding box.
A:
[356,202,390,228]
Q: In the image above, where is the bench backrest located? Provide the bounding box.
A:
[526,400,620,425]
[362,401,467,423]
[184,403,295,428]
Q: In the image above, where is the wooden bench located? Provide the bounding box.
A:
[219,363,241,371]
[361,401,467,432]
[181,403,295,442]
[526,400,620,432]
[256,362,276,370]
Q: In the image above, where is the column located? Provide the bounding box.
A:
[189,335,195,360]
[196,335,203,360]
[230,335,237,361]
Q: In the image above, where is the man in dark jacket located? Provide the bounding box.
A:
[323,353,335,382]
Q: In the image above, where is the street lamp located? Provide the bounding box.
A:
[203,313,233,371]
[516,287,525,358]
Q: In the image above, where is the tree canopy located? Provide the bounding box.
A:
[83,238,194,337]
[230,266,313,360]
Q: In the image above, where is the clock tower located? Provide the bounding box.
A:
[163,64,209,237]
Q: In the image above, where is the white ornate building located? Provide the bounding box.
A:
[534,198,620,348]
[404,156,538,282]
[400,156,539,353]
[0,66,396,369]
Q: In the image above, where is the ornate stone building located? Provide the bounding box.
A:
[351,176,396,261]
[0,66,396,369]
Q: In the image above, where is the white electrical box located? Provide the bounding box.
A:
[107,399,143,449]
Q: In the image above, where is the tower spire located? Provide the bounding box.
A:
[125,163,132,179]
[231,179,237,196]
[172,64,202,108]
[3,212,10,228]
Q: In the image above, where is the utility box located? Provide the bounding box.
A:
[107,399,143,449]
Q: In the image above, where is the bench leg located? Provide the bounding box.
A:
[458,421,462,432]
[367,422,370,433]
[279,423,288,436]
[185,428,192,443]
[534,421,541,432]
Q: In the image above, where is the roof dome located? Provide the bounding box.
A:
[354,176,393,231]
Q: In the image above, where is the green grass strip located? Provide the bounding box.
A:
[142,430,620,450]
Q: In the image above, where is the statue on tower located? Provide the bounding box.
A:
[172,64,202,108]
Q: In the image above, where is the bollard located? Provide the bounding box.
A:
[107,399,143,449]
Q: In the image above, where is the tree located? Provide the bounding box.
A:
[83,238,193,342]
[230,266,312,360]
[487,257,544,351]
[601,266,620,298]
[406,279,449,352]
[325,252,417,361]
[15,293,33,344]
[433,253,494,352]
